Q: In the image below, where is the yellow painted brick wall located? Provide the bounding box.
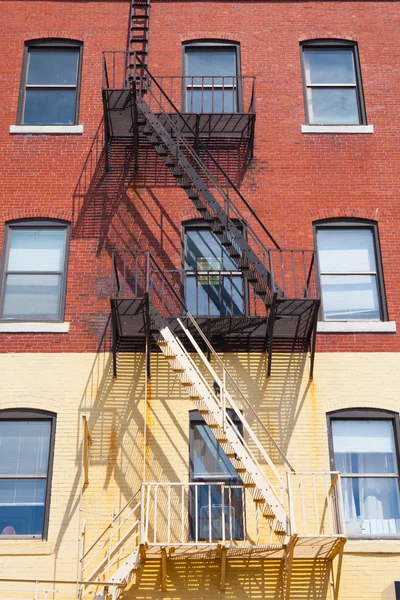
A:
[0,350,399,599]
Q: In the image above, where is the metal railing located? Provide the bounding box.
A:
[140,474,344,547]
[111,250,318,307]
[287,472,345,536]
[79,490,141,598]
[140,482,282,548]
[0,474,345,600]
[102,51,256,115]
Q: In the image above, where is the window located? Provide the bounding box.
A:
[18,40,82,125]
[328,409,400,536]
[0,220,70,322]
[189,410,244,541]
[315,221,387,321]
[183,42,240,113]
[184,225,245,317]
[301,40,366,125]
[0,410,56,539]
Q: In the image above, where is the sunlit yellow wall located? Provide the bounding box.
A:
[0,351,399,599]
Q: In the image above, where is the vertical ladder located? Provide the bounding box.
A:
[129,0,151,69]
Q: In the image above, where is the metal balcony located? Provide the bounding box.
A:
[110,249,319,362]
[102,51,256,143]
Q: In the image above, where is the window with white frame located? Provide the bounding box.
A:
[301,40,366,125]
[183,42,240,113]
[315,221,387,321]
[328,410,400,536]
[18,40,82,125]
[0,410,56,539]
[0,220,70,322]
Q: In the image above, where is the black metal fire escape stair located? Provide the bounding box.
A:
[105,57,320,375]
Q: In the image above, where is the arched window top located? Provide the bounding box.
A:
[300,38,357,47]
[24,38,82,48]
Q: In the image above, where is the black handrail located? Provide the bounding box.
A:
[131,54,281,250]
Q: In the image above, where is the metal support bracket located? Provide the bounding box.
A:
[161,547,167,592]
[267,293,278,377]
[329,537,346,600]
[282,533,297,600]
[219,546,227,591]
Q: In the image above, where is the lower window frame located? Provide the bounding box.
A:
[327,408,400,539]
[0,409,56,541]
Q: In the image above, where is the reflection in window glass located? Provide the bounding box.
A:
[184,45,238,113]
[190,414,244,541]
[22,45,80,125]
[185,228,245,317]
[0,224,68,322]
[0,417,53,538]
[302,44,363,125]
[332,419,400,535]
[316,226,382,321]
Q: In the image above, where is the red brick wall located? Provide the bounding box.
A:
[0,0,399,352]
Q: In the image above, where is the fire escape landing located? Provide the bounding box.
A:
[103,51,320,376]
[89,50,345,600]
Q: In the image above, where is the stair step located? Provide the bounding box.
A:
[230,458,246,473]
[131,26,149,30]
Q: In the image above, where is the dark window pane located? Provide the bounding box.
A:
[186,48,236,77]
[27,48,79,85]
[195,485,244,541]
[341,477,400,535]
[24,89,76,125]
[185,229,238,271]
[0,479,46,536]
[332,420,398,474]
[320,274,380,320]
[0,421,51,475]
[186,275,244,317]
[304,49,356,84]
[8,229,65,272]
[193,423,239,478]
[3,274,62,320]
[186,88,237,113]
[308,88,359,124]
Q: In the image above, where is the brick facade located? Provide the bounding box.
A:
[0,1,399,352]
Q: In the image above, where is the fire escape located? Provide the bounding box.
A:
[78,3,346,598]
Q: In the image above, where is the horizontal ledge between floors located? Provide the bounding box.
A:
[0,540,54,555]
[301,124,374,134]
[0,322,70,333]
[9,125,84,134]
[317,321,396,333]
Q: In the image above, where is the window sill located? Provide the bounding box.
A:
[0,540,54,555]
[344,539,400,554]
[301,124,374,134]
[317,321,396,333]
[0,322,70,333]
[9,125,84,135]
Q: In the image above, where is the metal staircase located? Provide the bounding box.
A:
[149,302,293,538]
[103,54,320,375]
